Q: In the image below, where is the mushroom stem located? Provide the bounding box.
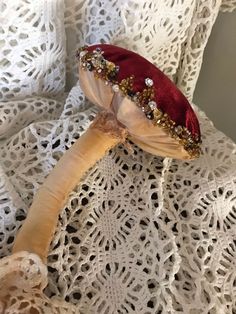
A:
[12,112,127,263]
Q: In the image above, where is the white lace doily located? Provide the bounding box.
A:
[0,0,236,313]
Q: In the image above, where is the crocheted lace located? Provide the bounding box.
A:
[0,0,235,313]
[0,0,65,101]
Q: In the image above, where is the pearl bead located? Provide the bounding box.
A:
[112,84,119,92]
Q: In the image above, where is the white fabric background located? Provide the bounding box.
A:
[0,0,236,313]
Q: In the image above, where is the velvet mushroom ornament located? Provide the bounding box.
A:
[6,44,201,308]
[78,44,201,160]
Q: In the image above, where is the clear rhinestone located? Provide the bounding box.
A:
[175,126,183,135]
[186,129,191,136]
[105,81,109,85]
[141,107,146,112]
[80,50,87,58]
[112,84,119,92]
[148,101,156,110]
[145,78,153,87]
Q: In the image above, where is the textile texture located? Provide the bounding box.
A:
[0,0,65,101]
[0,0,235,313]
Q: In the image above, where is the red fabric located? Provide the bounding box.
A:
[87,44,201,140]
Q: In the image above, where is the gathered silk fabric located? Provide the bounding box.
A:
[115,95,190,159]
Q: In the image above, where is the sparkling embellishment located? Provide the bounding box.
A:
[146,112,154,119]
[153,108,163,119]
[77,46,201,158]
[148,100,156,110]
[175,126,183,135]
[108,71,117,80]
[112,84,119,92]
[87,62,93,71]
[133,96,138,102]
[80,50,87,58]
[101,59,106,66]
[145,78,153,87]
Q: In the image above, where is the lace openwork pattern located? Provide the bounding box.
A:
[0,0,236,313]
[0,251,77,313]
[0,85,236,313]
[0,0,65,101]
[220,0,236,12]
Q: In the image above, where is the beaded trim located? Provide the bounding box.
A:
[77,46,201,158]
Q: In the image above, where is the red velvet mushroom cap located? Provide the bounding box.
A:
[78,44,201,159]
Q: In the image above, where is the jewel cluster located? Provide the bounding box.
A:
[77,46,201,158]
